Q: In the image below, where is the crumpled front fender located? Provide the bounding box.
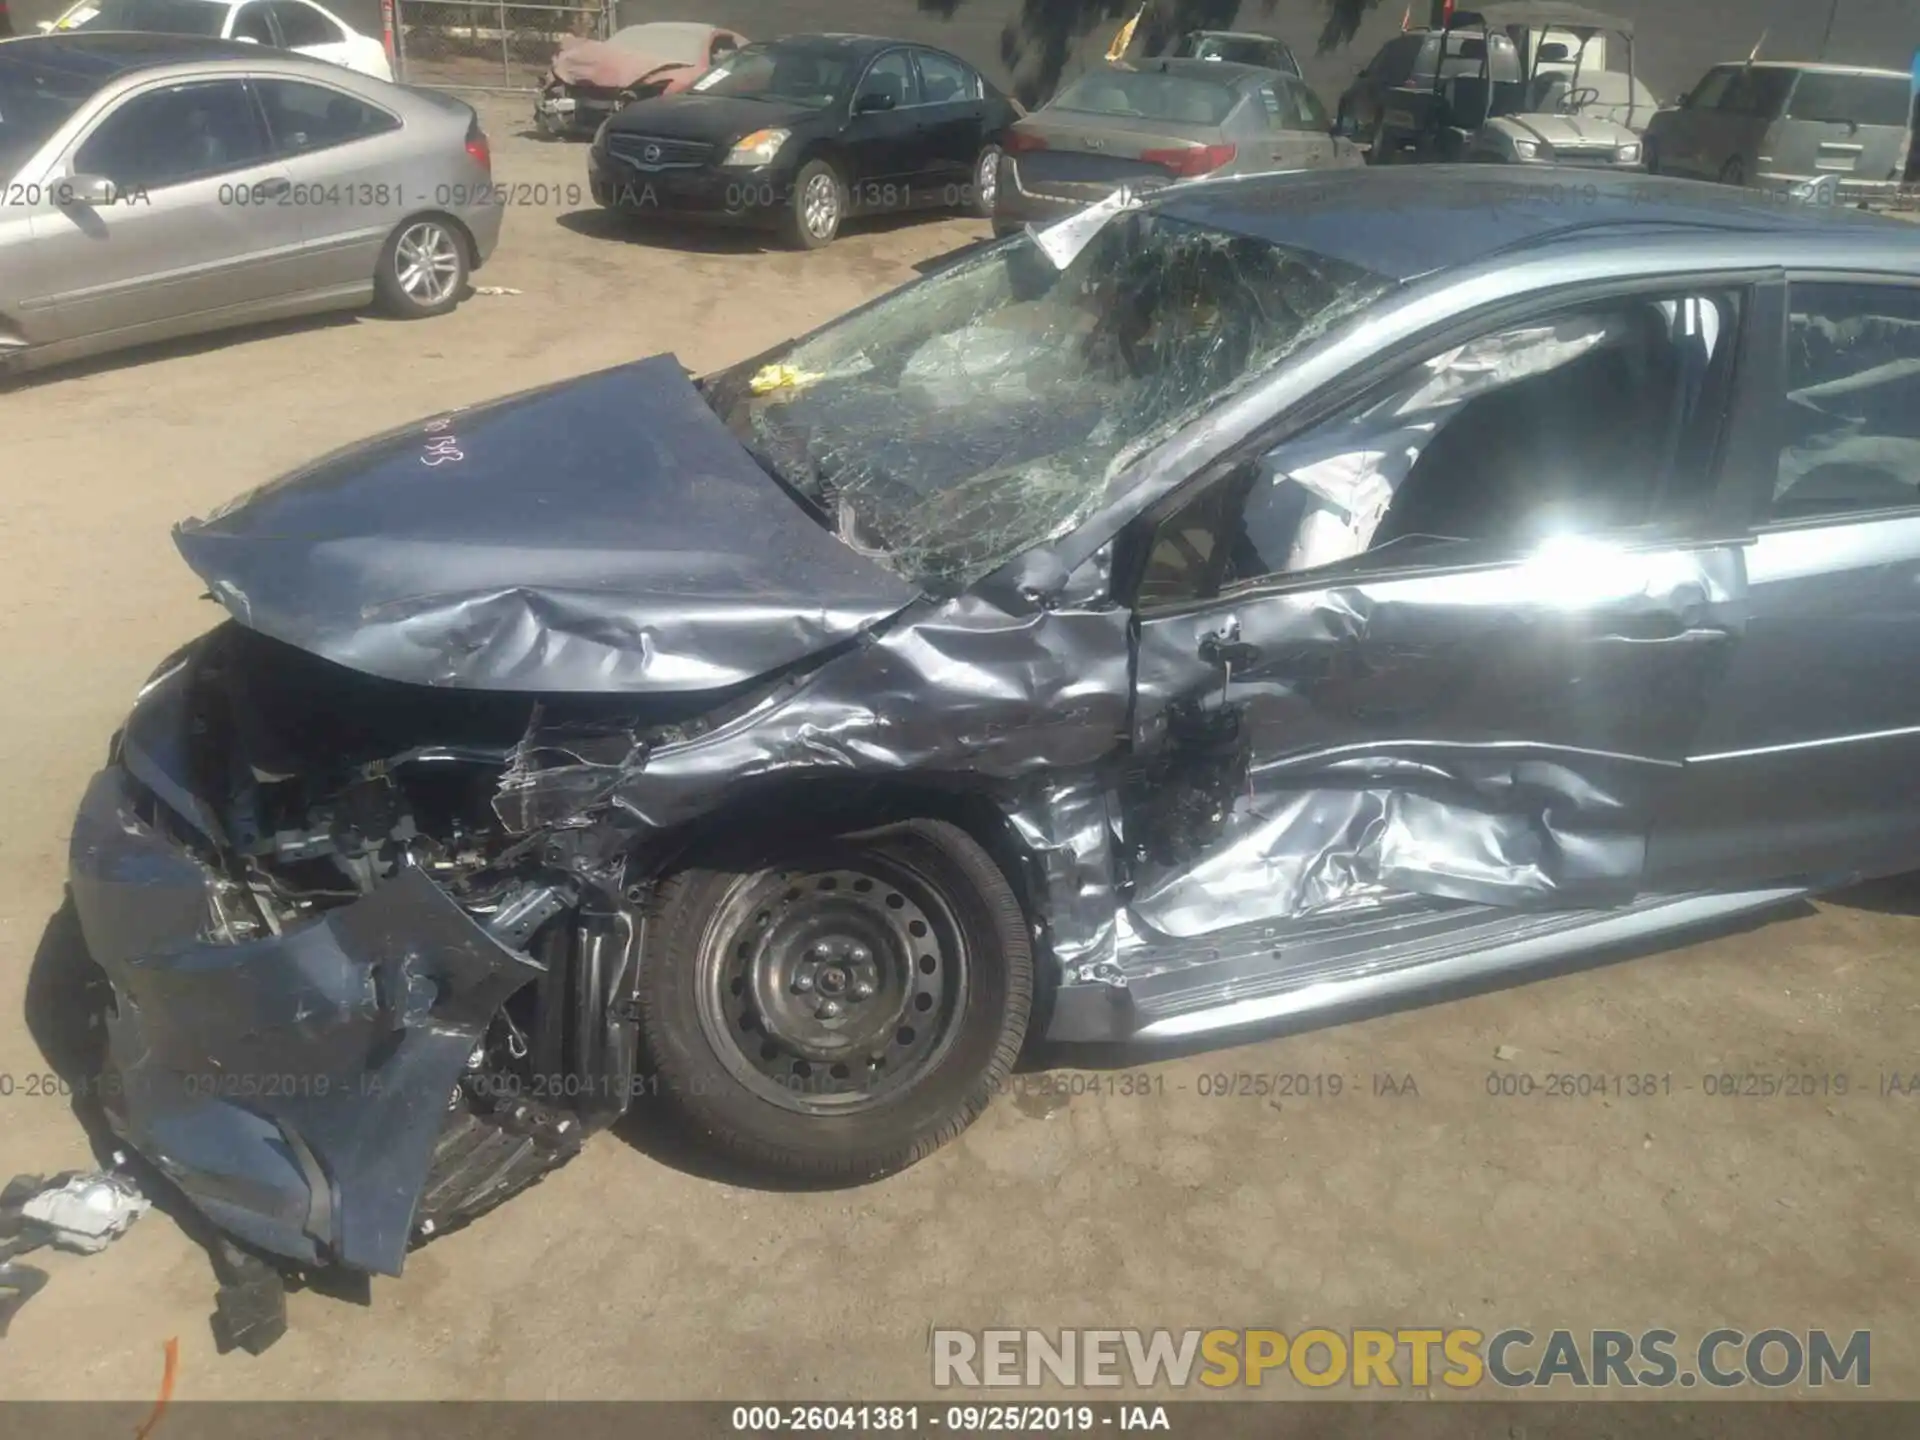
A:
[69,765,544,1276]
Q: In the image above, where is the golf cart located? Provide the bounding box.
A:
[1378,2,1655,168]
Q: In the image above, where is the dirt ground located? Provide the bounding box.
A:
[1,97,1917,1404]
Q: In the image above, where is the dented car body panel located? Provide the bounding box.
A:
[69,167,1920,1274]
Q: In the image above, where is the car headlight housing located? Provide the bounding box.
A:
[1615,142,1641,164]
[1512,138,1539,159]
[722,128,791,167]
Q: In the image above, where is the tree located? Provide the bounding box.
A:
[914,0,1402,106]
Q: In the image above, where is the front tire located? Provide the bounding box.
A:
[637,819,1032,1182]
[780,158,846,249]
[1719,155,1746,188]
[375,216,468,318]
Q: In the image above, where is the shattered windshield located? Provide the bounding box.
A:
[704,217,1393,595]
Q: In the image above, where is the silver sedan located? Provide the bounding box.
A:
[0,32,504,376]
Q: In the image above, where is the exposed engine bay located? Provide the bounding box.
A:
[129,624,755,1248]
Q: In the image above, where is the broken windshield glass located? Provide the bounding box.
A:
[704,218,1394,596]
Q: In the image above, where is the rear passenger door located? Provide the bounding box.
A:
[1650,278,1920,891]
[910,48,989,199]
[23,77,303,345]
[843,47,923,203]
[253,76,406,289]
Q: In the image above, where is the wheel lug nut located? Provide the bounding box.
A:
[848,946,869,965]
[811,944,832,960]
[792,974,815,993]
[851,980,875,999]
[817,1000,844,1019]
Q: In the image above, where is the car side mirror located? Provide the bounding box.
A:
[854,90,895,114]
[63,173,119,206]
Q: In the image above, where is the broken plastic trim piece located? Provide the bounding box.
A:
[1029,183,1148,270]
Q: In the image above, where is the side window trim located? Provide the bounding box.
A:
[255,77,401,157]
[1126,274,1775,614]
[910,48,980,106]
[1753,272,1920,533]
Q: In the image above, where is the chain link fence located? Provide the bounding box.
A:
[392,0,614,92]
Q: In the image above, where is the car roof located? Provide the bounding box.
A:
[0,31,261,79]
[1153,165,1908,283]
[1734,60,1910,79]
[1188,31,1292,46]
[766,34,922,58]
[1110,56,1281,87]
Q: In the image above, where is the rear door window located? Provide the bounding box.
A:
[1050,71,1239,125]
[268,0,343,46]
[229,1,275,43]
[1261,79,1328,132]
[1784,71,1912,128]
[913,49,977,105]
[1772,283,1920,521]
[254,77,399,154]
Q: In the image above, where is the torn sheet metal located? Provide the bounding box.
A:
[171,356,918,694]
[1127,540,1746,937]
[1004,780,1123,980]
[70,764,546,1276]
[501,593,1135,836]
[1030,182,1148,269]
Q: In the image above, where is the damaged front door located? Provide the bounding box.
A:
[1120,282,1765,942]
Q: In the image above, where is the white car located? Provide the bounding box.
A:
[40,0,392,81]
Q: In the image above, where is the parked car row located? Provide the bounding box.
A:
[0,32,500,375]
[1337,3,1915,202]
[4,7,1913,376]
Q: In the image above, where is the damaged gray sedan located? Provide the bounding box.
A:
[69,165,1920,1280]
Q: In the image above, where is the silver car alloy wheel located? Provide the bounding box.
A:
[395,221,462,306]
[975,146,1000,210]
[802,171,840,239]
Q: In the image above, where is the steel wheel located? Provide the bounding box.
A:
[696,863,970,1115]
[395,221,462,307]
[637,818,1033,1181]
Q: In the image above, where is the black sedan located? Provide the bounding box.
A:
[67,168,1920,1288]
[588,32,1020,248]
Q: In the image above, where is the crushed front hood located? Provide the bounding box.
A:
[173,356,918,693]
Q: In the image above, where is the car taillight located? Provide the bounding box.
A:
[1139,142,1236,177]
[1003,128,1049,154]
[465,117,491,171]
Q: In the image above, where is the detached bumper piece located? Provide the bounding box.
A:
[68,763,548,1280]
